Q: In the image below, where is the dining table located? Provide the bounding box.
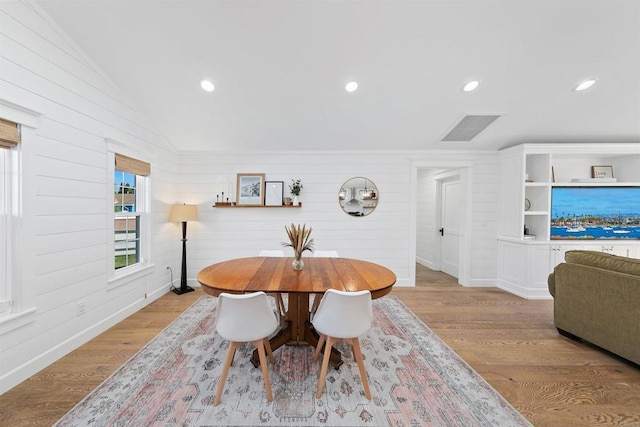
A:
[197,256,396,368]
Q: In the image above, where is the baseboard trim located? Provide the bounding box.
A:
[497,280,552,300]
[0,282,173,394]
[463,278,498,287]
[416,257,434,269]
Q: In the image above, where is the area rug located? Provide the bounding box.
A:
[55,296,531,426]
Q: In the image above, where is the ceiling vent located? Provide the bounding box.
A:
[440,113,502,142]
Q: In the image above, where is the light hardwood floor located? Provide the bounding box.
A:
[1,264,639,426]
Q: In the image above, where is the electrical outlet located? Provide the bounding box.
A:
[77,300,86,316]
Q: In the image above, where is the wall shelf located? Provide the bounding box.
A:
[213,203,302,208]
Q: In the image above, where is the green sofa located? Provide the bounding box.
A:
[548,250,640,365]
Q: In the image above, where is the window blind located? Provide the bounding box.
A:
[0,118,20,149]
[115,153,150,176]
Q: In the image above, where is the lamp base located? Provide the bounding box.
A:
[172,285,195,295]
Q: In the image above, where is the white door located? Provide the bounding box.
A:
[440,177,460,277]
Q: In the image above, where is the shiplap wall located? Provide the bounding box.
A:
[469,155,502,283]
[0,1,179,393]
[0,0,503,394]
[174,151,414,284]
[175,152,501,288]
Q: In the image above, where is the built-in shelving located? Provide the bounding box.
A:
[498,143,640,299]
[501,144,640,242]
[550,181,640,187]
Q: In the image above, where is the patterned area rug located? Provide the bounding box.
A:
[55,296,531,426]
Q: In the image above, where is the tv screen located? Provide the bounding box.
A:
[550,187,640,240]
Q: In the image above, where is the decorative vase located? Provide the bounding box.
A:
[292,195,299,206]
[292,258,304,270]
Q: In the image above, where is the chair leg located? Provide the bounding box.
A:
[313,334,327,362]
[253,339,273,402]
[214,341,241,406]
[350,338,371,399]
[230,346,237,366]
[263,337,275,363]
[316,336,336,399]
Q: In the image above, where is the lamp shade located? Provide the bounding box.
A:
[169,204,198,222]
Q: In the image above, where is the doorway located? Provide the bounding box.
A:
[412,163,471,286]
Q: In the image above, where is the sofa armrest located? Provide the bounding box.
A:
[547,272,556,297]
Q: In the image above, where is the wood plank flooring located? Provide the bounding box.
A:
[1,264,639,426]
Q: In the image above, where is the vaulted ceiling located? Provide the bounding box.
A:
[38,0,640,152]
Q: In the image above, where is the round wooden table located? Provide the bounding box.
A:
[197,256,396,367]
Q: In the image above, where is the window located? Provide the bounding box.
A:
[113,153,150,271]
[0,118,20,316]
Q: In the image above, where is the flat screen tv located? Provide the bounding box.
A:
[550,187,640,240]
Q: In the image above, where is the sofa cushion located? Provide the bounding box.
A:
[564,250,640,276]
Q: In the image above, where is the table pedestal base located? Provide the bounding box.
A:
[250,293,343,369]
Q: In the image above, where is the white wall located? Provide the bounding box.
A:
[0,0,504,394]
[0,1,179,393]
[469,155,502,285]
[174,151,414,285]
[176,151,502,288]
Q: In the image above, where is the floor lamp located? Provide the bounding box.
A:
[169,204,198,295]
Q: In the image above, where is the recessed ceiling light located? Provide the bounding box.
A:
[462,80,480,92]
[200,80,215,92]
[574,79,597,92]
[345,81,359,92]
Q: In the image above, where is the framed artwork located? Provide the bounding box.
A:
[265,181,284,206]
[236,173,265,206]
[591,165,614,179]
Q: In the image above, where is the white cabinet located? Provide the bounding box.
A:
[529,245,580,292]
[498,143,640,299]
[499,241,639,299]
[499,242,581,299]
[588,243,636,258]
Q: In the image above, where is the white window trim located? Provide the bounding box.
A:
[0,98,41,333]
[106,140,153,289]
[0,147,13,316]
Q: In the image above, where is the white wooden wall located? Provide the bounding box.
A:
[469,155,502,284]
[174,151,414,284]
[0,0,503,394]
[0,1,179,393]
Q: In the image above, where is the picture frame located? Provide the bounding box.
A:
[264,181,284,206]
[591,165,614,179]
[236,173,265,206]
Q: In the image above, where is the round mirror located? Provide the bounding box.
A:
[338,177,378,217]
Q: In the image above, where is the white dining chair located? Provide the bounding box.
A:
[314,250,340,258]
[259,249,285,257]
[258,250,286,318]
[312,289,373,400]
[214,291,279,406]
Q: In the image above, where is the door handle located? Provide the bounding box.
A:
[439,228,444,236]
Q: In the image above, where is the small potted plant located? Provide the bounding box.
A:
[282,223,314,270]
[289,179,303,206]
